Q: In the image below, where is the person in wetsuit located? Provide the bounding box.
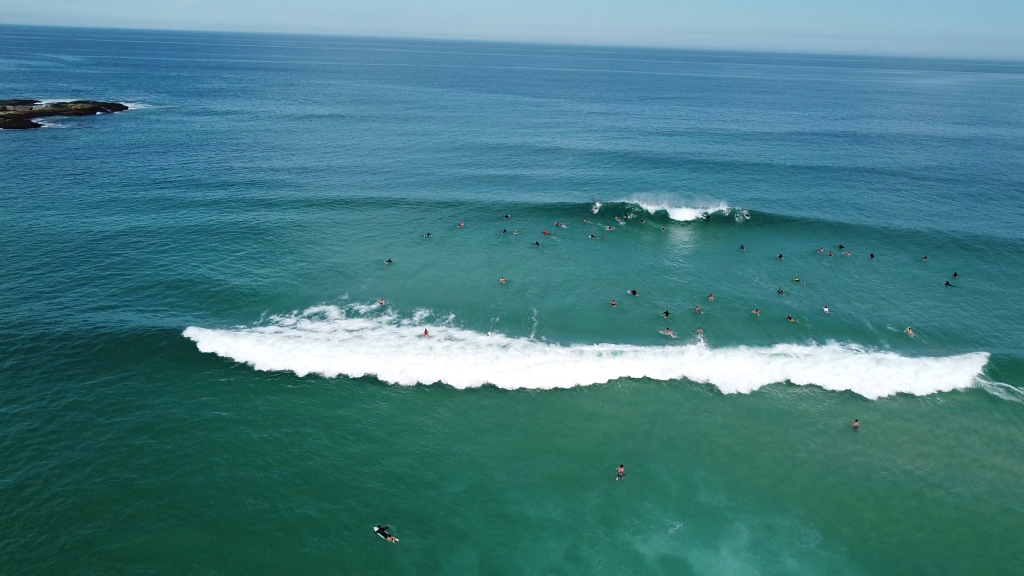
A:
[375,525,397,543]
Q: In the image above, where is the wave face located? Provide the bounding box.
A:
[183,305,989,399]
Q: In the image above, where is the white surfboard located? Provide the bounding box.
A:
[373,526,398,543]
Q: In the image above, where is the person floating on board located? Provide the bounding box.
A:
[378,299,387,306]
[906,327,915,337]
[741,244,746,250]
[502,229,507,234]
[822,306,830,314]
[708,293,714,302]
[752,309,760,316]
[457,222,465,228]
[778,254,784,259]
[504,214,510,219]
[610,300,617,308]
[838,244,845,250]
[695,306,703,314]
[953,272,958,279]
[787,315,799,323]
[629,289,638,296]
[385,258,392,265]
[777,288,787,296]
[534,241,541,247]
[663,310,670,318]
[375,525,398,543]
[616,465,626,481]
[828,251,834,257]
[818,247,824,253]
[662,328,677,338]
[500,277,506,284]
[853,419,860,430]
[424,232,432,238]
[921,256,928,261]
[870,253,875,259]
[945,281,955,287]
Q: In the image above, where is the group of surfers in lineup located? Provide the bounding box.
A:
[378,212,915,543]
[390,213,958,341]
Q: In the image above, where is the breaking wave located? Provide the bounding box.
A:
[624,199,734,222]
[183,305,990,400]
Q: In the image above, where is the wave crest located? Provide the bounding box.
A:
[624,199,733,222]
[183,305,990,399]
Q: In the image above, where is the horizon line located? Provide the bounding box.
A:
[3,22,1024,64]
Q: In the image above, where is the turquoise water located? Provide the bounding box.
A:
[2,26,1024,573]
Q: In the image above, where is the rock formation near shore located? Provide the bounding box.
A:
[0,100,130,130]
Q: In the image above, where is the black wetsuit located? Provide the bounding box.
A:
[375,526,393,540]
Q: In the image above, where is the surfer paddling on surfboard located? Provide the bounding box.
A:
[616,464,626,481]
[374,525,398,543]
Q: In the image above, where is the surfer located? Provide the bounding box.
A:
[702,214,711,221]
[793,278,802,284]
[616,464,626,481]
[945,280,955,287]
[543,230,550,235]
[828,251,834,257]
[610,300,617,308]
[839,244,845,250]
[822,306,830,313]
[640,219,645,224]
[778,254,784,260]
[740,244,746,250]
[853,419,860,430]
[695,306,703,314]
[424,232,432,238]
[457,222,465,228]
[905,327,915,336]
[777,288,787,296]
[752,309,760,316]
[582,217,588,223]
[629,289,638,296]
[708,293,714,302]
[375,525,398,543]
[500,277,505,284]
[661,226,666,231]
[663,310,670,318]
[590,234,598,239]
[385,259,392,265]
[422,329,429,338]
[818,247,824,253]
[787,315,799,323]
[844,252,851,257]
[534,241,541,247]
[606,226,614,231]
[921,256,928,261]
[556,222,565,228]
[514,230,519,235]
[696,327,703,335]
[952,272,958,279]
[504,214,510,219]
[378,299,387,306]
[662,328,677,338]
[870,253,875,259]
[502,229,507,234]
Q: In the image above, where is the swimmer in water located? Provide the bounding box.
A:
[777,288,787,296]
[385,258,392,265]
[378,299,387,306]
[787,315,799,323]
[504,214,510,219]
[740,244,746,250]
[424,232,432,238]
[952,272,958,279]
[695,306,703,314]
[945,280,955,287]
[661,227,666,231]
[853,419,859,430]
[457,222,465,228]
[556,222,565,228]
[838,244,845,250]
[663,310,670,318]
[543,230,550,235]
[778,254,784,260]
[534,241,541,247]
[502,229,507,234]
[500,277,505,284]
[696,327,703,335]
[708,293,714,302]
[905,327,914,336]
[921,256,928,261]
[818,247,824,253]
[629,289,638,296]
[822,306,830,313]
[606,226,614,231]
[793,278,803,284]
[752,309,760,316]
[662,328,677,338]
[616,464,626,481]
[870,253,875,259]
[844,252,851,257]
[582,217,588,223]
[828,251,834,257]
[615,216,622,223]
[514,230,519,235]
[422,329,429,338]
[590,234,599,239]
[610,300,617,308]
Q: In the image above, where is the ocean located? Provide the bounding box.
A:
[1,25,1023,574]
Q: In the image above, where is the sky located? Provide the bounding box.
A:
[4,0,1024,59]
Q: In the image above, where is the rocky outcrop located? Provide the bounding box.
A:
[0,100,130,130]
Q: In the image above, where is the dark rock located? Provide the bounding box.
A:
[0,100,130,130]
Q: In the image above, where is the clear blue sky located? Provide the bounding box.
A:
[4,0,1023,59]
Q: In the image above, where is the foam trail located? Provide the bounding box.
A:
[626,200,733,222]
[183,305,990,400]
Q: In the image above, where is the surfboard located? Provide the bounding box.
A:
[373,527,398,543]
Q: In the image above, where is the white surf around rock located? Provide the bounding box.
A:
[183,305,989,399]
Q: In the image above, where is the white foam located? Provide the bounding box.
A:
[626,199,733,222]
[183,305,990,399]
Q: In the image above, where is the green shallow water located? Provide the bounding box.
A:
[2,26,1024,574]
